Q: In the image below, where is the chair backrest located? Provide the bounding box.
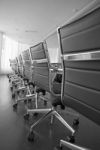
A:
[58,4,100,125]
[9,58,18,73]
[45,31,63,95]
[17,54,24,77]
[30,42,50,91]
[22,49,32,81]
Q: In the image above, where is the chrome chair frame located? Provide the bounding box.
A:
[56,1,100,149]
[27,41,76,142]
[59,140,90,150]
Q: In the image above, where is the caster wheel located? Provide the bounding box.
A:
[54,146,62,150]
[24,100,27,104]
[73,118,79,126]
[24,113,30,120]
[12,93,15,99]
[27,131,35,142]
[33,113,38,117]
[60,104,65,110]
[67,135,75,143]
[13,103,18,110]
[44,100,47,106]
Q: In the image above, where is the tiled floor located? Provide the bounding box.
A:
[0,75,100,150]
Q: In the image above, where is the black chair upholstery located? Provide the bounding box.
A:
[22,49,32,81]
[58,5,100,125]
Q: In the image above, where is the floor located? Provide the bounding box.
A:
[0,75,100,150]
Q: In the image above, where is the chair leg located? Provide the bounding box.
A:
[22,93,37,120]
[26,93,49,117]
[58,140,89,150]
[24,93,38,116]
[59,109,80,127]
[35,93,38,109]
[27,109,53,142]
[53,111,75,135]
[30,108,53,131]
[24,108,52,120]
[27,108,52,114]
[53,110,76,143]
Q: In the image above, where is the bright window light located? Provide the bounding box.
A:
[1,35,18,73]
[48,48,61,63]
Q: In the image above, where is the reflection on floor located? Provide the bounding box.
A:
[0,75,100,150]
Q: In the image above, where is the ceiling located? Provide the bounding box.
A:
[0,0,95,46]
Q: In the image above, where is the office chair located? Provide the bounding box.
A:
[21,49,38,119]
[9,58,19,82]
[12,50,38,113]
[12,54,28,109]
[22,49,33,81]
[27,42,77,143]
[23,43,49,120]
[17,54,25,77]
[11,55,25,90]
[56,1,100,149]
[9,58,22,95]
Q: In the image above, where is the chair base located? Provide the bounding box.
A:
[27,108,75,142]
[13,103,18,110]
[27,130,35,142]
